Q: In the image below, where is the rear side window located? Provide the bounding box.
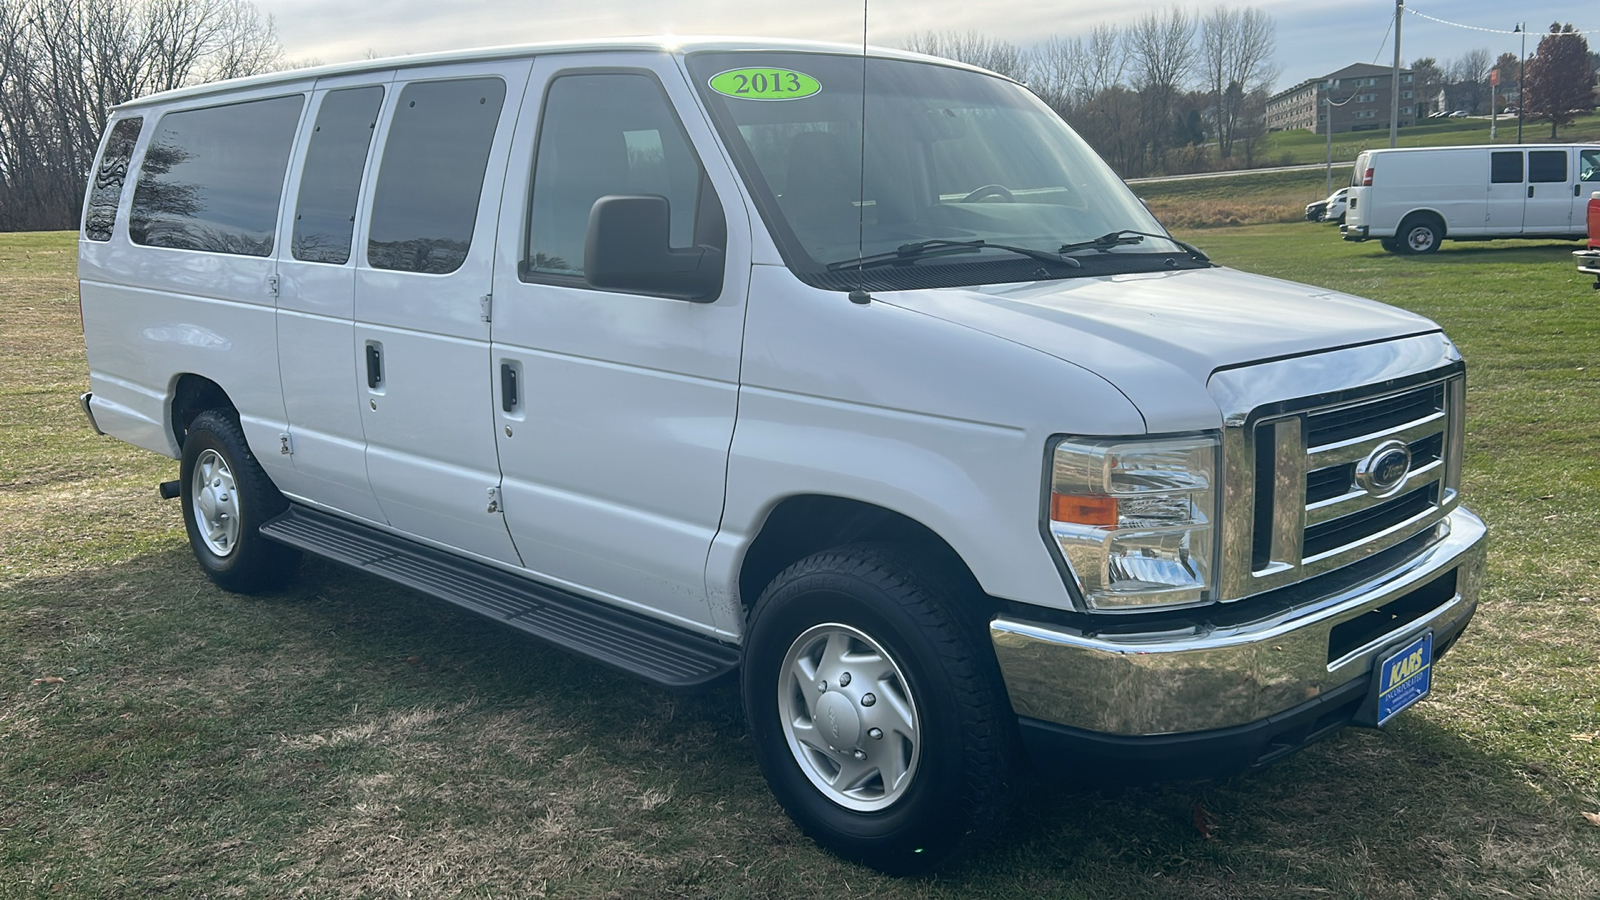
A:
[129,96,304,256]
[1490,151,1523,184]
[293,86,384,265]
[85,118,144,242]
[1529,150,1567,184]
[525,72,716,279]
[367,77,506,275]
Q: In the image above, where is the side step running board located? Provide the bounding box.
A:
[260,505,739,690]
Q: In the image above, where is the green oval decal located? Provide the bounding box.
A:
[709,67,821,101]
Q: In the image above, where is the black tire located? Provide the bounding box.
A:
[741,544,1014,872]
[1397,215,1443,254]
[1380,237,1402,253]
[179,410,300,592]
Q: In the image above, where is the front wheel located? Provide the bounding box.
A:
[179,410,300,592]
[742,545,1013,871]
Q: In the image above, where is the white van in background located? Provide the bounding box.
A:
[1342,144,1600,253]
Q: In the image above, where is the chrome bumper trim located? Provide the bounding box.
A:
[991,506,1487,736]
[79,391,105,435]
[1574,249,1600,278]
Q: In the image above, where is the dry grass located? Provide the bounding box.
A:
[4,229,1600,898]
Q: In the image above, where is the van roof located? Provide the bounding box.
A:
[1362,143,1599,155]
[112,36,1005,111]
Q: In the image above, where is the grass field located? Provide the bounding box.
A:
[1135,169,1337,229]
[1259,112,1600,168]
[4,228,1600,897]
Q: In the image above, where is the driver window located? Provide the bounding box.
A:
[1581,149,1600,183]
[524,72,723,281]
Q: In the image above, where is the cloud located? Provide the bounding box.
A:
[257,0,1592,90]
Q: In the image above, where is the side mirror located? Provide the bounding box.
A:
[584,195,724,302]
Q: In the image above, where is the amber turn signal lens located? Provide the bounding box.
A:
[1050,493,1118,526]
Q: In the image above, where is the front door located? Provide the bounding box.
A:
[488,53,752,632]
[353,60,531,564]
[1525,148,1574,234]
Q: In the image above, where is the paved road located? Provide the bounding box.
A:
[1127,161,1354,185]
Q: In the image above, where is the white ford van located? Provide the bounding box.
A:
[79,38,1486,869]
[1343,143,1600,253]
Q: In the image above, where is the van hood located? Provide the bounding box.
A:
[872,266,1440,433]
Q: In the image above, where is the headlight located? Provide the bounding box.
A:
[1047,435,1220,611]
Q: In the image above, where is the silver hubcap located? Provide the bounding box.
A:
[191,448,240,557]
[1407,226,1434,252]
[778,623,920,812]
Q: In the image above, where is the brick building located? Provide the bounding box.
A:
[1266,63,1417,134]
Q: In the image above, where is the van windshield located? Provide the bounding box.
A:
[686,51,1193,290]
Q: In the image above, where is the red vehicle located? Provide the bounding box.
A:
[1576,190,1600,288]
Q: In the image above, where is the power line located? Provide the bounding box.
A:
[1371,11,1394,66]
[1405,6,1600,37]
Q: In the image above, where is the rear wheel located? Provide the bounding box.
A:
[179,410,300,592]
[1397,215,1443,254]
[742,544,1013,872]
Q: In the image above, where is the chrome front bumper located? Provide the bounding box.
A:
[991,506,1487,736]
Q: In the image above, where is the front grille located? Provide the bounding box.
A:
[1303,484,1436,558]
[1230,376,1462,600]
[1306,384,1443,446]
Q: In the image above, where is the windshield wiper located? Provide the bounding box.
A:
[826,239,1081,271]
[1058,230,1211,264]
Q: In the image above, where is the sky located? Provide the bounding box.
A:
[256,0,1596,93]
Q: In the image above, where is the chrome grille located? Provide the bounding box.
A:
[1218,375,1464,601]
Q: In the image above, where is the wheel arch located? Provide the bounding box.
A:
[737,495,988,618]
[170,373,236,450]
[1399,208,1448,237]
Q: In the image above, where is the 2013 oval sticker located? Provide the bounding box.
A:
[709,68,821,101]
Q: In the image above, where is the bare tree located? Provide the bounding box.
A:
[1078,23,1127,101]
[0,0,282,231]
[1447,48,1491,114]
[200,0,284,82]
[1028,35,1085,116]
[1410,56,1445,116]
[1199,5,1277,159]
[902,30,1029,82]
[1126,5,1197,173]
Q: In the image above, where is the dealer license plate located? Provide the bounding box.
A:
[1376,632,1432,726]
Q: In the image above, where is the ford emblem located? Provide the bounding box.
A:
[1356,440,1412,497]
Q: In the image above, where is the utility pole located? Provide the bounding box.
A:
[1390,0,1403,148]
[1325,90,1355,195]
[1514,23,1526,144]
[1327,92,1334,195]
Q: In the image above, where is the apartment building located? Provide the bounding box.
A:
[1267,63,1417,134]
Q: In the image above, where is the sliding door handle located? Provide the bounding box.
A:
[500,362,519,413]
[365,343,382,389]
